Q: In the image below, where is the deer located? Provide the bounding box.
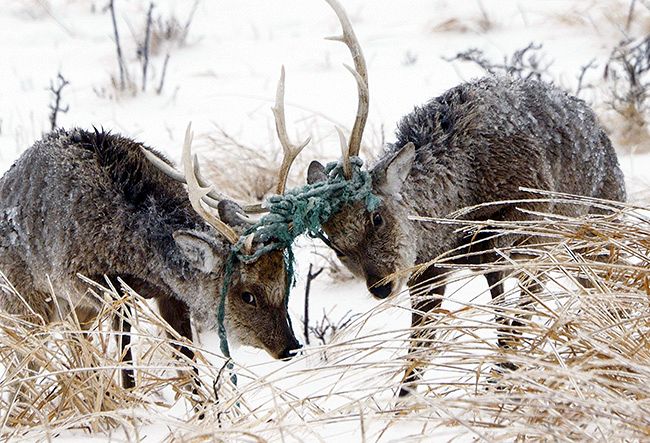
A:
[302,0,627,396]
[0,72,308,390]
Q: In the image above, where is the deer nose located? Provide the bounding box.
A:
[367,275,393,299]
[278,342,302,360]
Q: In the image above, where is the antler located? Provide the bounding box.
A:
[180,124,239,245]
[142,142,266,214]
[325,0,369,178]
[142,148,228,202]
[271,66,311,194]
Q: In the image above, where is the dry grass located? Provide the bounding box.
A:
[403,192,650,440]
[199,124,295,202]
[1,194,649,441]
[430,1,497,34]
[148,0,199,55]
[0,277,235,440]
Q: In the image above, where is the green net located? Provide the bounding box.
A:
[217,157,379,360]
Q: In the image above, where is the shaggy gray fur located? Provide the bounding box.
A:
[0,128,299,370]
[386,75,626,267]
[308,75,626,395]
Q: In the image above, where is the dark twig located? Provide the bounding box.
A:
[179,0,200,46]
[303,264,324,345]
[575,58,597,97]
[141,2,154,92]
[48,73,70,131]
[444,48,495,74]
[213,357,231,427]
[109,0,127,90]
[627,0,637,31]
[309,309,361,347]
[156,52,171,95]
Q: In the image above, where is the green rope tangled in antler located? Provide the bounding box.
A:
[217,157,380,360]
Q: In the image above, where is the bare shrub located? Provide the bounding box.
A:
[149,0,199,55]
[604,36,650,147]
[308,309,361,346]
[575,58,598,97]
[444,42,554,83]
[105,0,199,97]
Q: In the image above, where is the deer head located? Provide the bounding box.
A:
[144,113,308,358]
[304,0,417,299]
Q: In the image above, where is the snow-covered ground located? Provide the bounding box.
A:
[2,0,650,441]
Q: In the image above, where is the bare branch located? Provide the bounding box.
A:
[303,263,324,345]
[156,52,171,95]
[627,0,638,31]
[48,72,70,131]
[604,36,650,124]
[141,2,154,92]
[575,58,597,97]
[109,0,127,90]
[179,0,200,46]
[309,309,360,348]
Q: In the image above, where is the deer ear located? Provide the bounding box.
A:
[173,230,218,273]
[377,142,415,195]
[307,161,327,184]
[217,199,249,228]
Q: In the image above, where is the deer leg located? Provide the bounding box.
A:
[510,271,541,340]
[157,296,195,361]
[399,265,445,397]
[112,302,135,389]
[485,270,521,371]
[156,296,200,387]
[157,295,205,418]
[107,274,165,389]
[486,269,542,372]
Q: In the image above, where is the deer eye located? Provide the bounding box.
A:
[241,292,256,306]
[371,212,383,228]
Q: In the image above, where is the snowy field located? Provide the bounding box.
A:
[1,0,650,441]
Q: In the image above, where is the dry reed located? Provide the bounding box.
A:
[0,193,648,441]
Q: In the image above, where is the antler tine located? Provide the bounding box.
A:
[181,123,239,245]
[324,0,369,173]
[142,147,230,202]
[142,143,268,214]
[272,66,311,195]
[334,126,351,178]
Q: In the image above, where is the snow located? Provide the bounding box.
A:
[1,0,649,441]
